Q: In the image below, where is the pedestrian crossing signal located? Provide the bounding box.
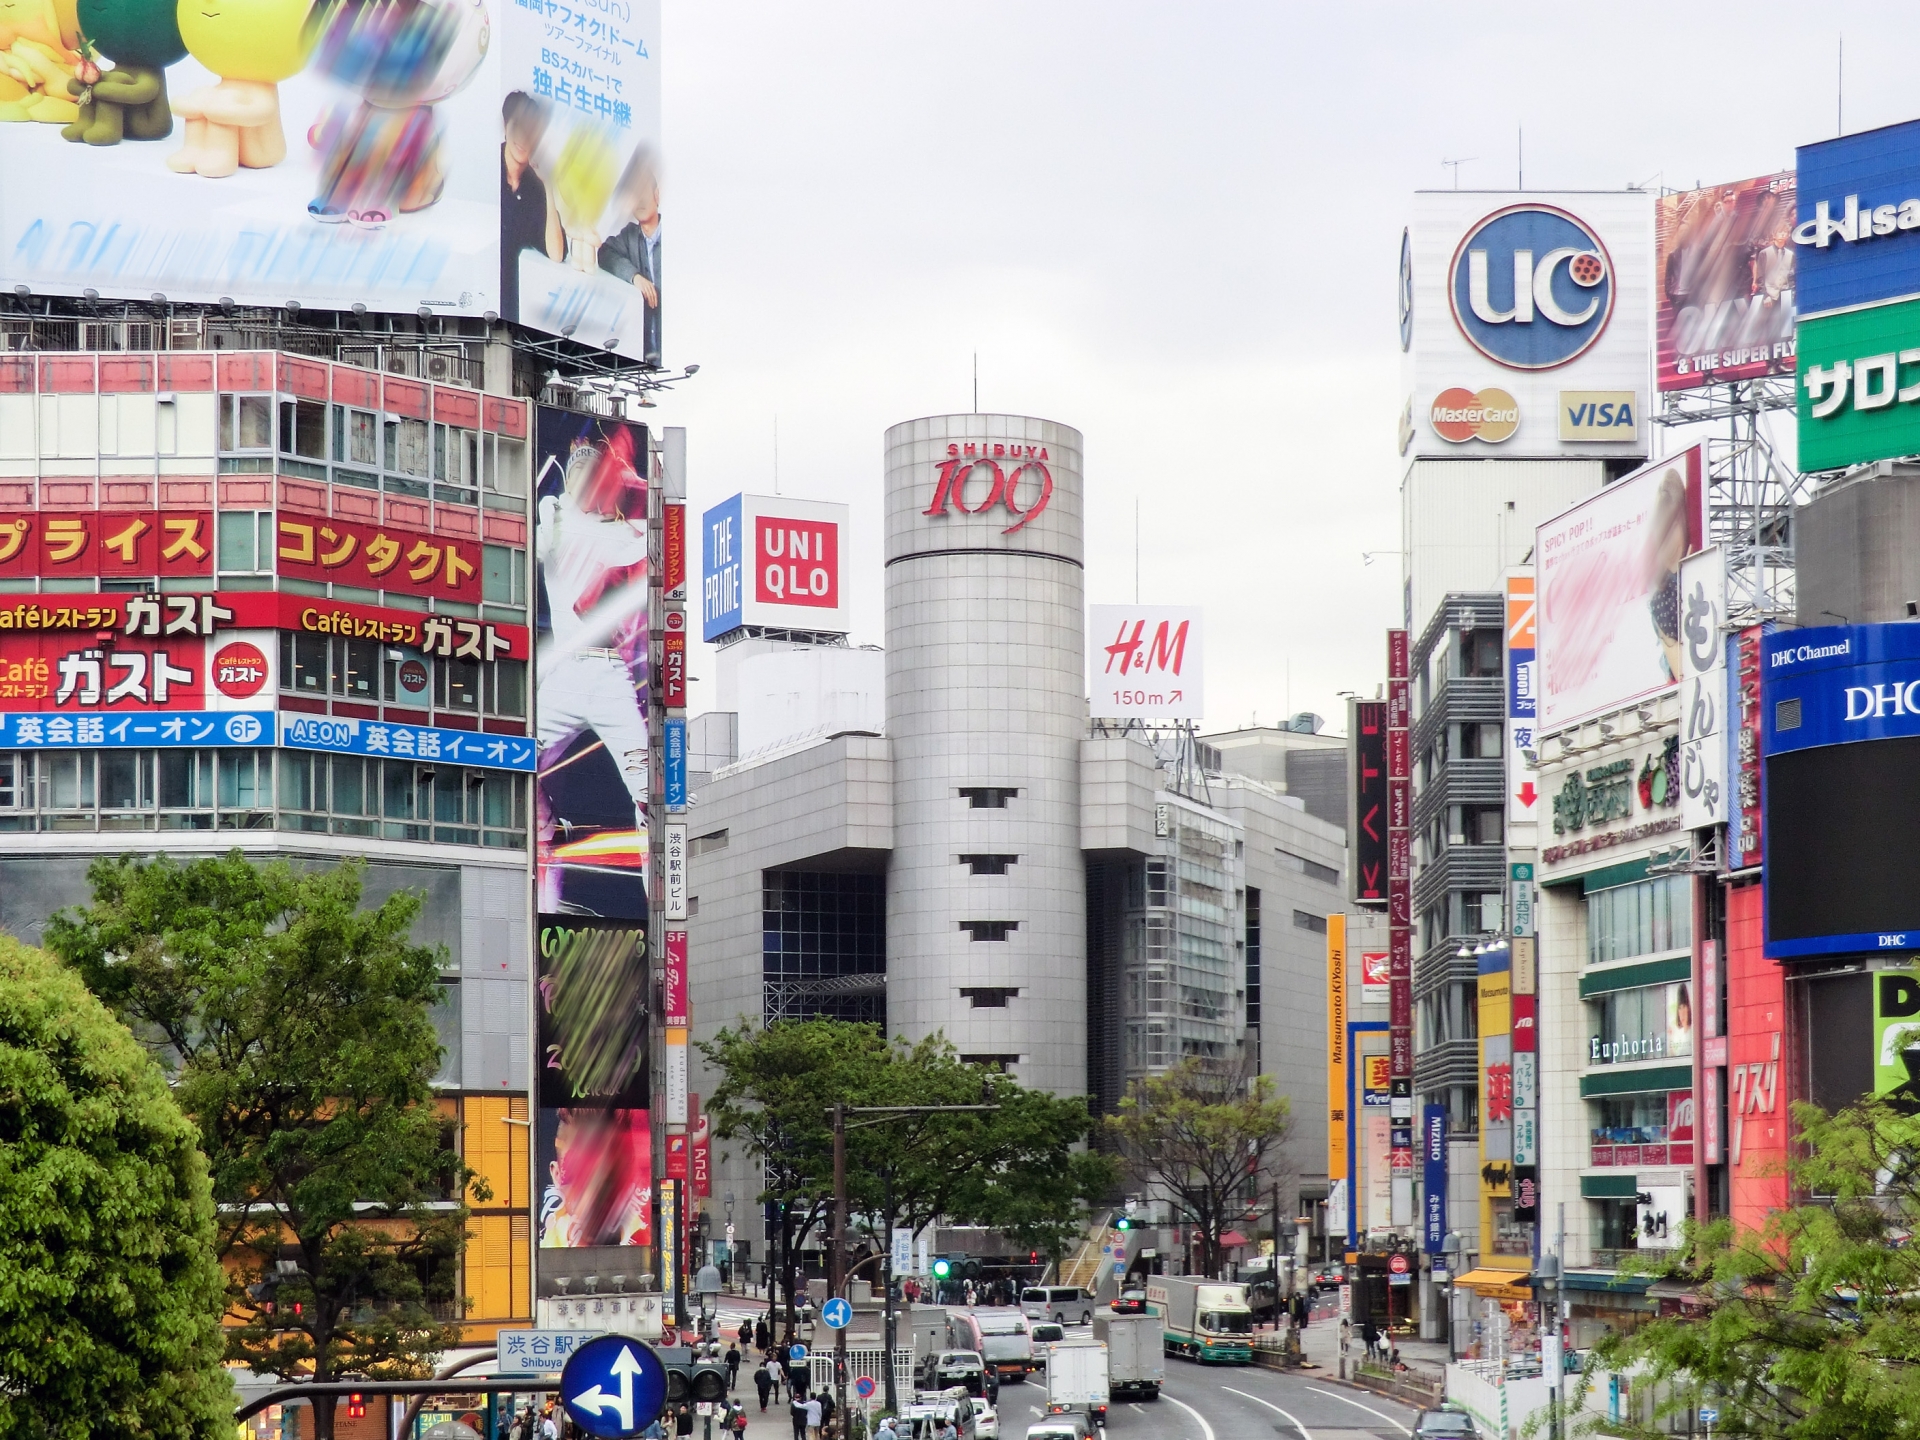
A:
[346,1393,366,1419]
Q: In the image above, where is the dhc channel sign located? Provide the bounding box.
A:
[1450,205,1615,370]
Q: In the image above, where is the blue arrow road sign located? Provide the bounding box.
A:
[789,1343,808,1363]
[822,1297,853,1330]
[562,1334,668,1438]
[1700,1408,1720,1425]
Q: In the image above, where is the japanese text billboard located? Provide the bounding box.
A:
[1656,174,1797,390]
[534,406,650,919]
[0,0,661,364]
[1536,446,1705,732]
[1088,605,1203,720]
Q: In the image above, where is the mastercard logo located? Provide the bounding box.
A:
[1430,387,1520,444]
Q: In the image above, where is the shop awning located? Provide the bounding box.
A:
[1220,1230,1250,1248]
[1450,1269,1535,1301]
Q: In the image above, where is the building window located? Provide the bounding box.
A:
[1586,874,1691,965]
[1459,722,1504,759]
[959,853,1017,875]
[960,921,1017,942]
[1588,983,1693,1063]
[690,829,729,857]
[959,987,1019,1008]
[1276,849,1340,886]
[1460,629,1502,677]
[958,786,1018,808]
[1461,890,1504,934]
[219,394,274,452]
[960,1054,1020,1071]
[1292,909,1327,935]
[1244,887,1262,1032]
[762,870,885,1026]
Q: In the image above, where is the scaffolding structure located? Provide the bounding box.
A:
[1655,374,1806,624]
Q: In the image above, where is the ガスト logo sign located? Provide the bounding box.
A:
[1450,205,1614,371]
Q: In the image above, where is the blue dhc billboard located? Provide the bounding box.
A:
[1797,118,1920,319]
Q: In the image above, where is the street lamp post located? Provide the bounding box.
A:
[1441,1231,1462,1363]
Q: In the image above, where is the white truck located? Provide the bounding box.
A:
[1091,1313,1163,1400]
[1043,1339,1109,1427]
[1145,1276,1254,1364]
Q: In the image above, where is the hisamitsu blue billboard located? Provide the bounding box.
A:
[1796,118,1920,319]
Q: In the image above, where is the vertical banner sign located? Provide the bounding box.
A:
[664,718,687,811]
[1679,547,1729,831]
[892,1228,914,1277]
[1387,631,1414,1227]
[692,1102,711,1198]
[663,931,690,1028]
[1701,939,1720,1040]
[1478,949,1515,1252]
[665,1131,689,1181]
[664,504,688,601]
[1506,573,1539,826]
[534,408,653,922]
[665,1033,689,1135]
[664,822,689,921]
[663,610,688,709]
[535,921,652,1253]
[1422,1105,1448,1255]
[659,1179,682,1328]
[1350,700,1388,905]
[1730,627,1765,868]
[1511,859,1538,1174]
[1325,916,1350,1248]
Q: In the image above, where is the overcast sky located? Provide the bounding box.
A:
[653,2,1906,734]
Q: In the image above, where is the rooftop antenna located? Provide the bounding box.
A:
[973,352,978,414]
[1838,34,1844,135]
[773,414,780,495]
[1517,126,1523,189]
[1442,157,1476,189]
[1134,496,1140,603]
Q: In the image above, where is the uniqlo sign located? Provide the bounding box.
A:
[700,492,850,640]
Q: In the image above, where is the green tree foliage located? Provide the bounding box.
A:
[1106,1056,1291,1279]
[0,932,231,1439]
[1576,1099,1920,1440]
[699,1020,1115,1339]
[47,852,487,1440]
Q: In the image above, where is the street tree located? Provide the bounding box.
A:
[1573,1099,1920,1440]
[1106,1055,1292,1279]
[47,852,486,1440]
[0,933,232,1439]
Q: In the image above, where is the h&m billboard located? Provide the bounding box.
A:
[0,0,663,364]
[700,493,849,642]
[1088,605,1203,721]
[1399,190,1652,461]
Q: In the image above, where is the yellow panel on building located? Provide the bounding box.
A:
[461,1095,531,1338]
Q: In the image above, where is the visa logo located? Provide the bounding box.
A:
[1558,390,1638,442]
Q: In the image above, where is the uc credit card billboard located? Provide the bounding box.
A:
[0,0,662,364]
[1400,190,1652,460]
[701,493,849,641]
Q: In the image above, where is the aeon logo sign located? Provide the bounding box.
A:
[924,442,1053,535]
[1450,205,1614,370]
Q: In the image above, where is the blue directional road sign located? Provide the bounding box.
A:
[789,1343,809,1363]
[821,1297,853,1330]
[1700,1408,1720,1426]
[561,1334,668,1439]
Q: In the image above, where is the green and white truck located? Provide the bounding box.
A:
[1144,1277,1254,1364]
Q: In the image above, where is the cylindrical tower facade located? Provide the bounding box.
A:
[883,414,1086,1097]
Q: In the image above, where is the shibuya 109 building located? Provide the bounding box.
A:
[685,413,1369,1273]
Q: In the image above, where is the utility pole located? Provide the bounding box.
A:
[832,1103,848,1435]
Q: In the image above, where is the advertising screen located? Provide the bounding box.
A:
[534,406,650,919]
[1873,970,1920,1110]
[1349,699,1387,904]
[1400,190,1652,460]
[0,0,661,364]
[699,493,849,641]
[1656,174,1797,391]
[1088,605,1203,720]
[1795,117,1920,320]
[536,917,651,1251]
[1535,446,1705,732]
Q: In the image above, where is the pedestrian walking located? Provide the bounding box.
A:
[757,1318,772,1351]
[790,1395,810,1440]
[726,1343,742,1392]
[740,1319,755,1348]
[676,1401,696,1439]
[755,1356,775,1411]
[817,1388,835,1439]
[805,1395,823,1440]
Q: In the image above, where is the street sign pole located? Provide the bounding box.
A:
[832,1102,848,1433]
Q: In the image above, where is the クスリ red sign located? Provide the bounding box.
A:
[925,442,1054,534]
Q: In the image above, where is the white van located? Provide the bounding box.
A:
[1021,1286,1093,1326]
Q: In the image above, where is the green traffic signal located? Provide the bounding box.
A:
[1116,1217,1131,1230]
[932,1258,952,1278]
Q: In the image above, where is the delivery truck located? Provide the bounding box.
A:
[1144,1277,1254,1364]
[1043,1339,1109,1427]
[1091,1313,1163,1400]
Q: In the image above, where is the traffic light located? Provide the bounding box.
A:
[931,1258,952,1279]
[345,1394,366,1420]
[662,1347,729,1406]
[1115,1217,1131,1231]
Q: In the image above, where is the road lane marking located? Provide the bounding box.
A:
[1302,1386,1413,1435]
[1160,1390,1218,1440]
[1219,1385,1312,1440]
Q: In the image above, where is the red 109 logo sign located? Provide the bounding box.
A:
[924,442,1054,535]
